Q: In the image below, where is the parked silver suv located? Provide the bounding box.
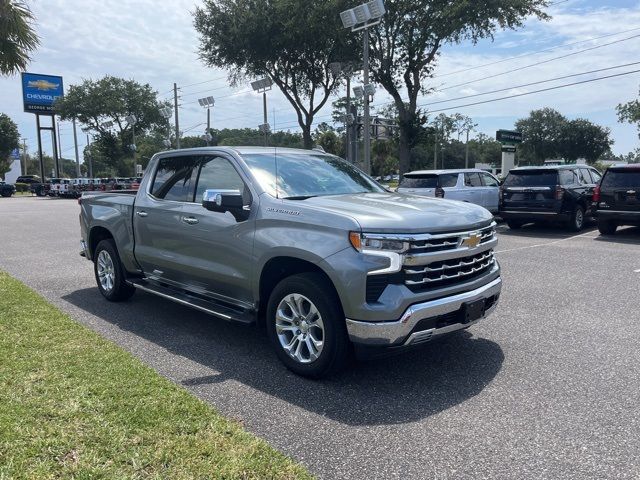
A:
[397,169,501,213]
[79,148,502,378]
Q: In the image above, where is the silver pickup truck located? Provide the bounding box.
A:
[79,147,501,378]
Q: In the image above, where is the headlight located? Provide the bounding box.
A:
[349,232,408,253]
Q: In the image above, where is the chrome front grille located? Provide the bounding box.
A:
[406,224,495,255]
[405,250,495,286]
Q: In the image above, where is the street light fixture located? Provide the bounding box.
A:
[340,0,385,174]
[197,96,215,146]
[251,77,273,146]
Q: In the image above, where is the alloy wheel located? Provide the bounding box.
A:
[275,293,325,364]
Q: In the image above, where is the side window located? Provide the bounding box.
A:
[480,172,499,187]
[195,156,248,203]
[151,156,198,202]
[588,169,602,183]
[438,173,458,188]
[464,172,482,187]
[559,170,576,185]
[578,168,591,185]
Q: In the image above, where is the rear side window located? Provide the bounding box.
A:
[151,156,199,201]
[558,170,577,185]
[504,171,559,186]
[480,172,499,187]
[590,170,602,183]
[464,172,482,187]
[399,175,438,188]
[439,173,458,188]
[601,170,640,189]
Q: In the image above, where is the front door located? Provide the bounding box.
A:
[178,155,256,307]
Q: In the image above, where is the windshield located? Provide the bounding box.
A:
[504,170,558,187]
[242,152,384,198]
[601,170,640,189]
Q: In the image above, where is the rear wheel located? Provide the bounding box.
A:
[93,239,135,301]
[597,220,617,235]
[568,206,585,232]
[266,273,350,379]
[506,220,523,230]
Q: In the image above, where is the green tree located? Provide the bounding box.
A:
[617,86,640,139]
[559,119,612,164]
[55,76,169,176]
[368,0,548,174]
[194,0,357,149]
[515,108,567,165]
[313,123,343,156]
[0,0,39,75]
[0,113,20,178]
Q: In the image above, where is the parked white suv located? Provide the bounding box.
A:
[397,169,500,213]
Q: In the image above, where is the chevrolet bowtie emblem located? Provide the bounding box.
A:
[461,234,481,248]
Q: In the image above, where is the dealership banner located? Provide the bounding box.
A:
[21,72,64,114]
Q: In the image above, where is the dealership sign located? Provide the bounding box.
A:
[496,129,522,144]
[21,72,64,114]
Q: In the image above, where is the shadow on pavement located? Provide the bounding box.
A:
[63,287,504,426]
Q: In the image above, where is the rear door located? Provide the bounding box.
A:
[133,154,199,286]
[600,168,640,211]
[479,172,500,212]
[397,174,438,196]
[456,172,484,205]
[501,170,559,212]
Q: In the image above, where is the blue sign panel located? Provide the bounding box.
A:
[21,72,64,114]
[11,149,20,160]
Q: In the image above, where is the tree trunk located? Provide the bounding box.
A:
[302,124,313,149]
[398,128,411,176]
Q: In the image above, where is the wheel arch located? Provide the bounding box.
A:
[88,226,114,261]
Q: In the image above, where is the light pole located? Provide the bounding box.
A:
[197,96,215,145]
[329,62,356,163]
[125,115,138,176]
[340,0,385,175]
[251,78,273,146]
[21,138,27,175]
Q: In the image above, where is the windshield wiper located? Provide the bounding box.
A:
[282,195,316,200]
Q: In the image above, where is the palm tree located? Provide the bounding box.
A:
[0,0,39,76]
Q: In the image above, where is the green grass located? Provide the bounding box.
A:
[0,271,312,480]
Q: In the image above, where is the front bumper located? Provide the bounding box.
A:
[80,239,89,258]
[345,276,502,347]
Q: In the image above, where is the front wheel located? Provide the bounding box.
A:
[266,273,350,379]
[93,239,136,302]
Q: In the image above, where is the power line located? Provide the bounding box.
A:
[424,68,640,114]
[438,33,640,92]
[435,26,640,79]
[420,61,640,108]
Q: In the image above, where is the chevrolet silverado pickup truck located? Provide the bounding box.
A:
[79,147,501,378]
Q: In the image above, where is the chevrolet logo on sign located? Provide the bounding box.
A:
[461,233,481,249]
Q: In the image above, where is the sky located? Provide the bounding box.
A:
[1,0,639,165]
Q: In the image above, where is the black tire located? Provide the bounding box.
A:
[507,220,523,230]
[598,220,617,235]
[93,239,136,302]
[266,272,350,379]
[568,205,585,232]
[1,192,11,197]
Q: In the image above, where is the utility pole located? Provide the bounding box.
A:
[206,108,211,146]
[363,32,371,175]
[173,83,181,149]
[433,131,438,169]
[22,139,27,175]
[72,118,81,177]
[86,135,93,178]
[51,118,60,178]
[346,75,351,163]
[465,128,470,169]
[262,90,268,146]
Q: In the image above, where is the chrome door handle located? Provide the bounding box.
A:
[182,216,199,225]
[136,211,148,217]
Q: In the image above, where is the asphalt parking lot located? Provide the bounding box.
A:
[1,196,639,480]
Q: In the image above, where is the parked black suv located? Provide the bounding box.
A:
[500,165,602,231]
[593,165,640,235]
[0,181,15,197]
[15,175,48,196]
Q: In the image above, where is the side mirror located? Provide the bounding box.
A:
[202,189,243,211]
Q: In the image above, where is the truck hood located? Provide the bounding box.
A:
[299,192,493,233]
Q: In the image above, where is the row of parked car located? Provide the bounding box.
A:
[396,164,640,235]
[9,175,143,198]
